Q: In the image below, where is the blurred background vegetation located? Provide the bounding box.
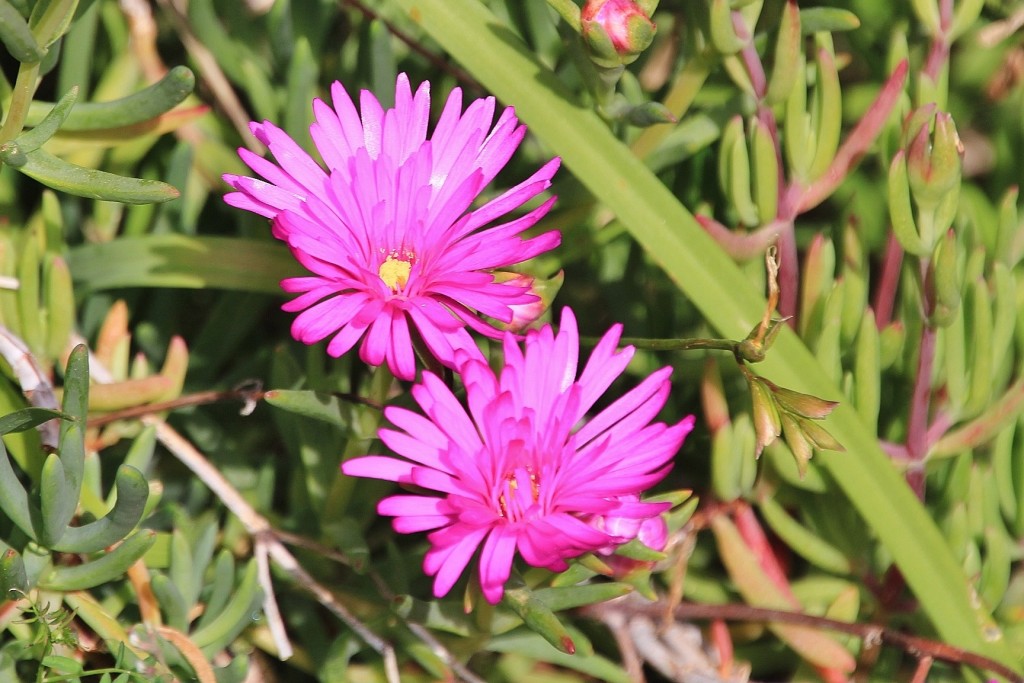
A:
[2,0,1024,681]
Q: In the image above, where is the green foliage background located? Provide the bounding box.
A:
[0,0,1024,681]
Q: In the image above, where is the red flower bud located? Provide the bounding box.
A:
[581,0,656,67]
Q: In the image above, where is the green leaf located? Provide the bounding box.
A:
[531,582,633,611]
[798,7,861,34]
[0,145,179,204]
[52,465,149,554]
[393,0,1020,671]
[0,0,45,63]
[150,573,189,632]
[28,0,79,49]
[0,441,37,540]
[0,548,28,596]
[24,65,195,132]
[38,451,70,546]
[189,558,262,654]
[16,85,76,151]
[487,630,629,683]
[501,585,575,655]
[264,389,350,428]
[0,407,62,434]
[712,515,856,670]
[40,529,156,591]
[393,595,474,636]
[68,234,304,294]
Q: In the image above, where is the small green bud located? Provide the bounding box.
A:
[624,101,676,127]
[747,377,782,457]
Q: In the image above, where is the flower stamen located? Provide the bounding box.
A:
[498,467,541,520]
[378,253,413,291]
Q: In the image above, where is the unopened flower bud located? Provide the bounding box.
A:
[905,110,963,211]
[581,0,657,68]
[492,270,563,332]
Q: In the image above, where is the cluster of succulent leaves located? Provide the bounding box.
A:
[0,0,1024,681]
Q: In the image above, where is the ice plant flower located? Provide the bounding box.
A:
[223,74,561,379]
[342,307,695,604]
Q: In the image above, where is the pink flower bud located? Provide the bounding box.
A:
[492,270,563,332]
[581,0,656,67]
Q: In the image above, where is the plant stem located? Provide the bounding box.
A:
[581,596,1024,682]
[905,258,936,498]
[0,61,40,145]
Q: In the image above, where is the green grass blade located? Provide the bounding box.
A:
[67,234,304,295]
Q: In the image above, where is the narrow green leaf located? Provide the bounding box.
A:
[263,389,350,428]
[59,345,88,494]
[40,529,156,591]
[0,0,45,63]
[28,0,79,49]
[25,65,195,131]
[53,465,149,554]
[0,407,62,434]
[487,630,629,683]
[150,573,189,632]
[2,146,179,204]
[38,451,70,546]
[0,441,38,540]
[393,595,474,636]
[531,582,633,611]
[68,234,303,294]
[502,585,576,655]
[759,494,851,574]
[193,550,235,632]
[16,85,76,151]
[393,0,1019,668]
[44,254,74,360]
[799,7,861,34]
[0,548,28,596]
[190,559,262,653]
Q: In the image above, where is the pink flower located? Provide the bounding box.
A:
[223,74,561,380]
[342,308,695,604]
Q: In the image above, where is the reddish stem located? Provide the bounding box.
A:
[710,619,734,677]
[874,232,904,328]
[583,599,1024,682]
[776,220,800,322]
[905,260,936,499]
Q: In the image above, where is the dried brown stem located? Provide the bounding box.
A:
[588,599,1023,682]
[85,386,382,428]
[154,0,263,152]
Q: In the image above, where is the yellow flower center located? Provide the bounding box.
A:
[378,254,412,291]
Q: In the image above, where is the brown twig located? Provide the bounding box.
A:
[588,598,1023,682]
[85,386,383,429]
[154,0,263,152]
